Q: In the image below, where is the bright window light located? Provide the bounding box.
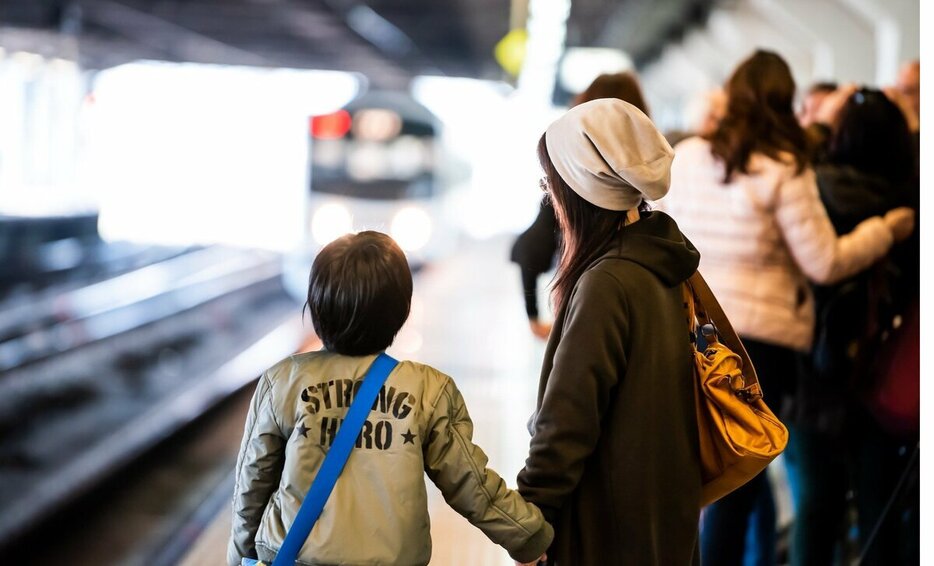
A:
[391,206,432,252]
[558,48,634,94]
[88,61,361,251]
[311,203,353,246]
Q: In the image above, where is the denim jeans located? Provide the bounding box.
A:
[701,470,776,566]
[699,338,797,566]
[785,424,848,565]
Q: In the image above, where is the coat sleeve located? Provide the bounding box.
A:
[517,268,629,520]
[774,168,893,285]
[510,198,560,319]
[423,377,554,563]
[227,373,286,566]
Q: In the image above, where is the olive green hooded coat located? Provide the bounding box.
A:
[518,211,703,565]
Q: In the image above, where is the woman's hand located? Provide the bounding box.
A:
[883,207,915,242]
[529,319,553,340]
[515,553,547,566]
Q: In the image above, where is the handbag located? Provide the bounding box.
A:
[241,353,399,566]
[683,272,788,507]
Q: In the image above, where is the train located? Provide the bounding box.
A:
[283,90,453,300]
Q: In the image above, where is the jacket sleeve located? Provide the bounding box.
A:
[227,373,286,566]
[423,377,554,563]
[517,268,629,520]
[774,168,893,285]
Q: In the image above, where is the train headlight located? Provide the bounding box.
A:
[311,203,353,245]
[391,207,432,252]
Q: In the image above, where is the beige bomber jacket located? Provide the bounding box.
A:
[227,351,553,566]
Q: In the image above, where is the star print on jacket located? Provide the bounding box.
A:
[296,422,310,438]
[303,379,418,451]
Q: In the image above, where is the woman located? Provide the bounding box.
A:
[510,72,651,339]
[793,87,919,565]
[517,98,703,564]
[658,50,914,565]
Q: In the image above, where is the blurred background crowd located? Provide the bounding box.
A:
[0,0,924,564]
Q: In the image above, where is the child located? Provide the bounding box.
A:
[228,231,552,566]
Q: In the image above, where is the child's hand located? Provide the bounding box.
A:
[515,553,546,566]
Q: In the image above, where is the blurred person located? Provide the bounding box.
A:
[797,82,838,127]
[791,88,919,565]
[884,86,920,134]
[517,99,703,565]
[802,83,856,164]
[798,82,837,163]
[657,50,914,566]
[228,231,552,566]
[569,71,652,110]
[884,60,920,162]
[894,60,920,122]
[695,88,728,137]
[813,82,918,183]
[667,87,729,145]
[510,71,651,340]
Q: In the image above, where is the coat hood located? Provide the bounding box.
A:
[596,210,700,286]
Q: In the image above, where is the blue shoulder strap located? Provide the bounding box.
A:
[272,352,399,566]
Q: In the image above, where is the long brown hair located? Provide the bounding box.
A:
[539,135,638,315]
[706,50,809,181]
[573,72,650,117]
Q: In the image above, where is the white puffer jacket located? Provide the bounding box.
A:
[657,137,893,352]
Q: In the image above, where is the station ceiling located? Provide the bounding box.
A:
[1,0,714,87]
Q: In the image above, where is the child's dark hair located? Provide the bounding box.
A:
[306,231,412,356]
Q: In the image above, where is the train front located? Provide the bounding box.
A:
[304,91,449,267]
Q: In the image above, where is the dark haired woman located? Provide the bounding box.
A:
[792,88,919,565]
[517,98,703,564]
[658,50,915,565]
[510,71,651,339]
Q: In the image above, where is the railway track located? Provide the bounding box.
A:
[0,246,312,550]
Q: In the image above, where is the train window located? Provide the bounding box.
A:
[352,108,403,141]
[309,102,437,201]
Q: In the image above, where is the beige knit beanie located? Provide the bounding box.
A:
[544,98,674,211]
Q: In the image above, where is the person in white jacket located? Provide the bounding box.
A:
[657,50,913,566]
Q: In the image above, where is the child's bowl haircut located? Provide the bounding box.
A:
[306,231,412,356]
